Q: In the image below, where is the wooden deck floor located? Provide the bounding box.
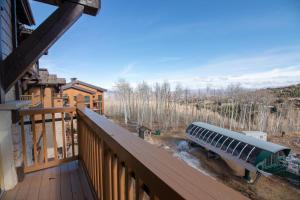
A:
[2,161,94,200]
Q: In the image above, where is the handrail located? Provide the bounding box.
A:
[77,108,247,200]
[20,95,32,101]
[20,106,75,116]
[19,106,77,173]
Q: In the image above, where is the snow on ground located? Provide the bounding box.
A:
[173,141,216,179]
[147,137,216,179]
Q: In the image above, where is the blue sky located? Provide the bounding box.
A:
[30,0,300,89]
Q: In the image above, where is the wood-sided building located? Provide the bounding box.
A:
[62,78,106,114]
[24,68,66,107]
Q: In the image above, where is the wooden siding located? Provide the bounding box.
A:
[63,87,104,114]
[0,0,16,102]
[0,0,13,60]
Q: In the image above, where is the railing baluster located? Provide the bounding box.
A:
[135,177,140,200]
[118,162,125,200]
[31,115,38,165]
[105,148,112,200]
[95,137,100,200]
[51,113,58,161]
[21,116,27,168]
[71,112,75,156]
[100,139,104,200]
[61,112,66,159]
[92,131,96,189]
[126,167,134,200]
[89,127,92,179]
[112,156,118,200]
[42,114,48,165]
[77,115,81,159]
[86,127,91,177]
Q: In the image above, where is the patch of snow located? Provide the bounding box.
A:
[173,140,216,179]
[173,150,216,179]
[163,145,171,150]
[177,141,190,152]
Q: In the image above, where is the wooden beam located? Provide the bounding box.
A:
[34,0,101,16]
[0,2,84,93]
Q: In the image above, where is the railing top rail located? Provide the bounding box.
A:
[19,106,76,116]
[20,95,32,97]
[77,108,248,200]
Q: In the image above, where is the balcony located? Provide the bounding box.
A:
[0,104,247,200]
[20,94,41,108]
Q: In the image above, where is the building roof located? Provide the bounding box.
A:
[63,79,107,92]
[187,122,291,172]
[192,122,289,154]
[38,69,66,85]
[75,80,107,92]
[16,0,35,26]
[62,85,96,94]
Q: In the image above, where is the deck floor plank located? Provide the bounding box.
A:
[2,161,94,200]
[78,163,94,200]
[69,161,84,200]
[60,163,73,200]
[48,166,61,200]
[15,172,34,200]
[26,170,44,200]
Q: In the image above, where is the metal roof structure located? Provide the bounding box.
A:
[186,122,291,172]
[193,122,289,154]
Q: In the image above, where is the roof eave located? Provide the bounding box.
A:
[18,0,35,26]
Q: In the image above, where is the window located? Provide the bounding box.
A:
[190,126,198,134]
[227,140,239,154]
[203,131,213,142]
[195,128,203,138]
[216,136,227,148]
[84,95,90,103]
[246,147,262,164]
[206,132,217,143]
[73,96,77,102]
[84,96,90,108]
[192,127,200,136]
[221,138,233,151]
[211,134,222,146]
[198,128,206,139]
[199,129,209,140]
[233,142,246,156]
[239,145,254,160]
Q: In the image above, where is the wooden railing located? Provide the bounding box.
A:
[18,102,247,199]
[77,108,247,200]
[19,107,77,173]
[20,94,41,107]
[20,94,33,101]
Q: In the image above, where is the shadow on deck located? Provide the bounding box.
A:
[2,161,93,200]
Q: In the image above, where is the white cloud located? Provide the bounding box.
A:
[120,46,300,89]
[39,46,300,91]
